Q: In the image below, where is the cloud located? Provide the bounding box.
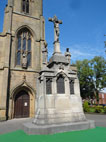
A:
[47,42,105,62]
[71,49,93,57]
[70,48,94,61]
[60,44,105,61]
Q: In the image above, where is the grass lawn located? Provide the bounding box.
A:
[0,127,106,142]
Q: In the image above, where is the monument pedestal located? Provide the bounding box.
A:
[23,120,95,135]
[22,15,95,135]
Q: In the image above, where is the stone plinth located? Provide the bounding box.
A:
[23,120,95,135]
[53,41,61,54]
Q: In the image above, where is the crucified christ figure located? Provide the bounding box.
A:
[49,15,62,42]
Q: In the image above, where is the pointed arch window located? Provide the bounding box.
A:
[57,75,65,94]
[70,79,75,95]
[17,36,21,65]
[22,0,29,14]
[16,28,32,68]
[46,78,52,94]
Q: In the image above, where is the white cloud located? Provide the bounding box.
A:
[60,44,105,61]
[70,49,93,57]
[47,43,105,62]
[60,44,94,61]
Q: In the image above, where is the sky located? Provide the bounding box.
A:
[0,0,106,63]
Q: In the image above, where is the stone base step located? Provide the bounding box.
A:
[22,120,95,135]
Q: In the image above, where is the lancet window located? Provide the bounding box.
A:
[57,75,65,94]
[70,79,74,95]
[46,79,52,94]
[16,28,32,68]
[22,0,29,14]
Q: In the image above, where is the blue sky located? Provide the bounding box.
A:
[0,0,106,63]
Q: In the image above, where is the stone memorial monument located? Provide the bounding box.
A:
[23,16,95,135]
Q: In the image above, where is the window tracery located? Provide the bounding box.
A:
[22,0,29,14]
[16,28,32,68]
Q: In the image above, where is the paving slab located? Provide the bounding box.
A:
[0,114,106,134]
[86,114,106,127]
[0,118,34,134]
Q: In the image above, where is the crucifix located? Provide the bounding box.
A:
[49,15,62,42]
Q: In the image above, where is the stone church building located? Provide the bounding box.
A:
[0,0,77,121]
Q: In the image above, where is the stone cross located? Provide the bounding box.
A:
[49,15,62,42]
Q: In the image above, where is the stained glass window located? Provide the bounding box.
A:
[27,53,31,66]
[23,38,26,51]
[18,37,21,50]
[16,29,32,67]
[28,39,31,51]
[17,52,21,65]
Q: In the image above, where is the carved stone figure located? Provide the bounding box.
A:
[22,52,27,68]
[42,41,48,65]
[49,15,62,42]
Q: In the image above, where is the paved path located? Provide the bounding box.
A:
[0,118,34,134]
[0,114,106,134]
[86,114,106,127]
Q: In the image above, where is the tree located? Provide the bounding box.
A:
[90,56,106,103]
[76,56,106,103]
[76,59,94,99]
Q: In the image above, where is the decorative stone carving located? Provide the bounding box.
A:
[65,48,71,64]
[23,74,26,81]
[42,41,48,65]
[22,52,27,69]
[59,63,64,70]
[49,15,62,42]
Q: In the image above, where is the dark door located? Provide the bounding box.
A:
[14,91,30,118]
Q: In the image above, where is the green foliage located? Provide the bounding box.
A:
[83,101,89,112]
[104,106,106,114]
[76,59,94,99]
[76,56,106,102]
[89,107,96,113]
[83,103,106,114]
[95,106,103,113]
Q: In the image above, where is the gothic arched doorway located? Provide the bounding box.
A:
[14,90,30,118]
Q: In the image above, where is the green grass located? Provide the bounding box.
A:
[0,127,106,142]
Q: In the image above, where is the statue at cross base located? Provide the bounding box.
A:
[49,15,62,42]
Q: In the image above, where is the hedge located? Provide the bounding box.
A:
[83,101,106,114]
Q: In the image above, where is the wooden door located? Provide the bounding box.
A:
[14,91,30,118]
